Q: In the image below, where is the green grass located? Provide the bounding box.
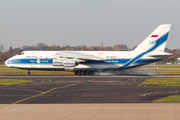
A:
[141,77,180,102]
[141,78,180,86]
[0,79,33,85]
[0,65,74,75]
[154,95,180,102]
[132,65,180,74]
[147,65,180,102]
[149,65,180,74]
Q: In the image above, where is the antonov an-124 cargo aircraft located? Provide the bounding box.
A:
[5,24,172,75]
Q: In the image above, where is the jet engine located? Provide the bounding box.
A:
[63,59,78,67]
[53,58,78,67]
[53,58,64,66]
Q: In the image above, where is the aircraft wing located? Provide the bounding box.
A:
[54,52,104,61]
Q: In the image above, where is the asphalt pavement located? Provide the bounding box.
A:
[0,76,179,104]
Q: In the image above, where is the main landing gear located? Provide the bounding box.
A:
[74,70,94,76]
[27,70,31,75]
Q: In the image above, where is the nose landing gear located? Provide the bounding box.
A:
[27,70,31,75]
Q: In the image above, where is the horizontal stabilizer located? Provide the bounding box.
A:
[147,52,173,57]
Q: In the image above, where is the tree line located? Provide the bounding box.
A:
[0,43,178,63]
[22,43,129,51]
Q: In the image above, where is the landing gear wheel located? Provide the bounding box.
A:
[74,71,78,75]
[27,70,31,75]
[87,71,91,75]
[91,71,95,75]
[79,71,82,75]
[83,71,87,75]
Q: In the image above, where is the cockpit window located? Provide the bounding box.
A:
[19,52,24,55]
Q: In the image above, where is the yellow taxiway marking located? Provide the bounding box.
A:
[1,88,42,93]
[0,77,98,108]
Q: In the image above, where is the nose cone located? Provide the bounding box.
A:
[5,58,13,68]
[5,59,9,67]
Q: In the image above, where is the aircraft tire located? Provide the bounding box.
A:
[91,71,95,75]
[87,71,91,75]
[27,71,31,75]
[79,71,82,75]
[74,71,78,75]
[83,71,87,75]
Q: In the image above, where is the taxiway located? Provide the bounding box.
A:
[0,76,179,104]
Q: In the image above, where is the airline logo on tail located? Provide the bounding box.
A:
[149,40,156,46]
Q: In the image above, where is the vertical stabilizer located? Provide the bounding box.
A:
[134,24,171,52]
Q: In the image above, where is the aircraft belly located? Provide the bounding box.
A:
[74,63,121,70]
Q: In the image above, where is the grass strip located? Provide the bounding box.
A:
[154,95,180,102]
[0,79,33,85]
[142,78,180,102]
[141,78,180,86]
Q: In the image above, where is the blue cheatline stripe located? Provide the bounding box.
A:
[122,32,169,68]
[82,59,130,64]
[8,58,158,65]
[8,59,53,64]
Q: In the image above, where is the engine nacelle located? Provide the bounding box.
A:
[63,59,77,67]
[53,58,64,66]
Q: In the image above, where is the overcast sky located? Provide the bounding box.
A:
[0,0,180,50]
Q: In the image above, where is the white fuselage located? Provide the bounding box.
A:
[5,51,163,72]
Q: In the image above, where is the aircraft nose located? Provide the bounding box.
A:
[5,59,9,66]
[5,59,12,67]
